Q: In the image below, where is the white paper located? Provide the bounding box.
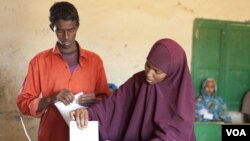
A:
[199,108,213,120]
[203,112,213,120]
[54,92,86,126]
[70,121,99,141]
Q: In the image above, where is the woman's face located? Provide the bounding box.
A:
[204,80,216,96]
[144,61,167,84]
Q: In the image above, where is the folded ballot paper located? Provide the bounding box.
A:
[70,121,99,141]
[54,92,86,126]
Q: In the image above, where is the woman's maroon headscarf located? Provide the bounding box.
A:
[88,38,196,141]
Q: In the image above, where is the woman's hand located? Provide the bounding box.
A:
[70,108,89,129]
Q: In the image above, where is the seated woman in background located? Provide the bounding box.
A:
[195,78,232,123]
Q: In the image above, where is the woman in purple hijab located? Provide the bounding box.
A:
[70,38,196,141]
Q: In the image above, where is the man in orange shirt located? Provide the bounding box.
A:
[16,1,111,141]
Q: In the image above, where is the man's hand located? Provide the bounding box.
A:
[54,89,74,105]
[37,89,74,112]
[77,93,96,106]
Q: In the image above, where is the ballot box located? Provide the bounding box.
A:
[195,122,222,141]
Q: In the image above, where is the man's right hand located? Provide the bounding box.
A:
[53,89,74,105]
[37,89,74,112]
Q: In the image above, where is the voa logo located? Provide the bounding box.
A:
[226,129,246,136]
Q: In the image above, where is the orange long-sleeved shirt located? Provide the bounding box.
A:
[16,43,110,141]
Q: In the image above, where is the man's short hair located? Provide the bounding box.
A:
[49,1,79,27]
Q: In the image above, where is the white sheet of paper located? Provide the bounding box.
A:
[70,121,99,141]
[203,112,213,120]
[199,108,213,120]
[54,92,86,126]
[199,108,208,115]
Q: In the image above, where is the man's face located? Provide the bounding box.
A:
[144,61,167,84]
[204,80,216,96]
[53,19,78,49]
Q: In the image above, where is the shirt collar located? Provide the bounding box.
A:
[52,41,88,68]
[52,41,87,59]
[52,44,60,54]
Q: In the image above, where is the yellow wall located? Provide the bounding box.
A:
[1,0,250,140]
